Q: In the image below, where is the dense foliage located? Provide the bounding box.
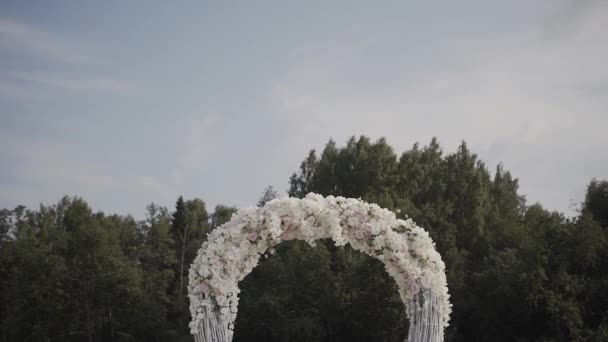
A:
[1,136,606,341]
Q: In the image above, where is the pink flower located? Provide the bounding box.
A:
[280,229,296,241]
[408,280,419,295]
[197,281,210,294]
[247,232,258,242]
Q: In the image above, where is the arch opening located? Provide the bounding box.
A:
[234,239,408,341]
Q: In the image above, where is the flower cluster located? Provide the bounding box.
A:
[188,193,451,339]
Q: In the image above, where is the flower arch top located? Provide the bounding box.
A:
[188,193,451,342]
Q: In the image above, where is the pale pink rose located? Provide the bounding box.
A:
[409,280,419,295]
[280,229,296,241]
[197,281,210,294]
[354,230,365,240]
[247,232,258,242]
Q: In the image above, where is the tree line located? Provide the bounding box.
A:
[1,136,606,341]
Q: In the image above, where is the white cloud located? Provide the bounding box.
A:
[270,2,608,215]
[0,19,129,95]
[1,136,172,217]
[0,183,44,210]
[0,18,89,64]
[7,71,130,92]
[0,80,27,99]
[182,116,219,166]
[169,114,220,186]
[0,113,223,217]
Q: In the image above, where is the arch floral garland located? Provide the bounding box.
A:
[188,193,451,342]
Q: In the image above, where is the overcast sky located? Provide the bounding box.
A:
[1,0,607,218]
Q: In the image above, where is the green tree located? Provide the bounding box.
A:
[1,137,606,342]
[210,204,238,229]
[284,136,588,342]
[258,186,279,207]
[0,197,152,341]
[170,196,210,334]
[289,150,318,198]
[583,179,608,228]
[272,136,411,341]
[137,204,177,339]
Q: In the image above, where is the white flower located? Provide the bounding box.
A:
[188,193,451,336]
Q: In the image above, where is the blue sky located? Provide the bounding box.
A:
[1,0,607,218]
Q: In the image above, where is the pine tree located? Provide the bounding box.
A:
[289,150,318,198]
[138,204,177,338]
[171,196,188,307]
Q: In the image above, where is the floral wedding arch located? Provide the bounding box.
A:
[188,193,451,342]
